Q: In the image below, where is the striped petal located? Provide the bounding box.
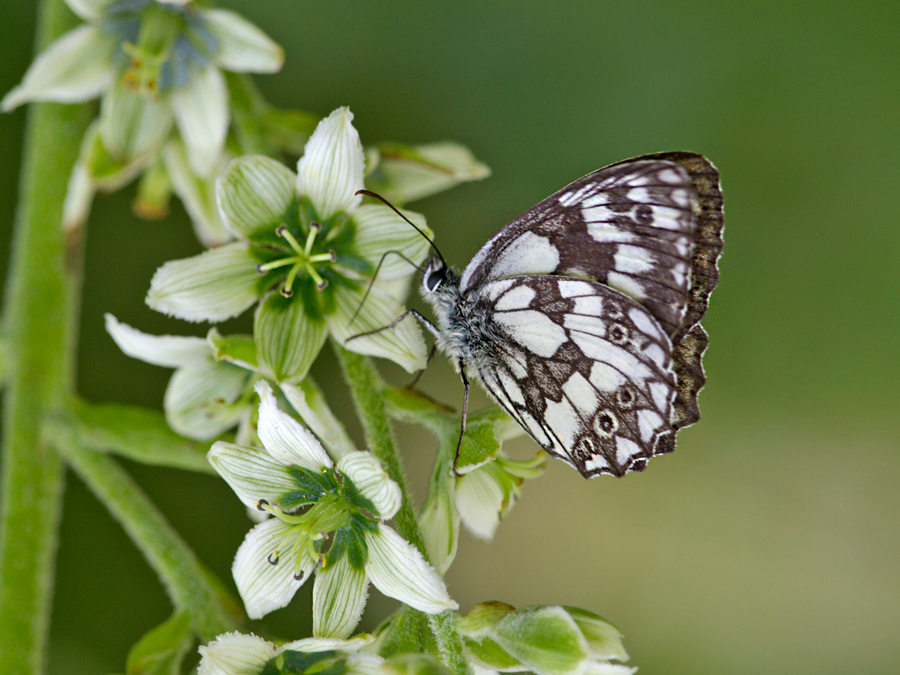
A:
[351,204,433,280]
[255,381,333,470]
[202,9,284,74]
[296,107,364,220]
[232,518,314,619]
[327,284,427,373]
[216,155,296,239]
[363,526,456,614]
[2,25,116,111]
[146,241,261,322]
[312,554,368,639]
[171,66,228,177]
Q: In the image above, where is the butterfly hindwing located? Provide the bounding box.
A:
[470,275,677,477]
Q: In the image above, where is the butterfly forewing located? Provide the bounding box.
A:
[471,275,677,477]
[459,159,699,336]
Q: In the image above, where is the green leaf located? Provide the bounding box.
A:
[126,611,193,675]
[208,328,259,369]
[455,419,502,473]
[60,399,216,474]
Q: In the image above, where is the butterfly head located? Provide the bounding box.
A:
[423,254,449,294]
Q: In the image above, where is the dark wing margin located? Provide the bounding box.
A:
[625,153,724,449]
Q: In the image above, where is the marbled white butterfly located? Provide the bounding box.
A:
[368,152,724,478]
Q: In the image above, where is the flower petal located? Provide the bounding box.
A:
[171,65,228,177]
[367,141,491,205]
[563,608,629,662]
[351,204,433,281]
[1,25,116,111]
[63,159,95,233]
[336,452,401,519]
[162,139,232,247]
[489,607,588,675]
[345,654,385,675]
[64,0,113,19]
[255,381,333,470]
[198,632,278,675]
[232,518,314,619]
[216,155,297,240]
[208,441,303,508]
[419,481,459,575]
[202,9,284,74]
[312,553,368,639]
[455,466,505,541]
[105,314,209,368]
[165,361,249,440]
[363,526,456,614]
[280,635,375,653]
[296,107,364,220]
[327,284,427,373]
[255,294,327,384]
[99,83,174,164]
[146,241,262,322]
[81,120,147,190]
[281,379,357,460]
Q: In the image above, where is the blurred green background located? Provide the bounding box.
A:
[2,1,899,674]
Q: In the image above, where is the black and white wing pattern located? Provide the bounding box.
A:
[450,152,724,478]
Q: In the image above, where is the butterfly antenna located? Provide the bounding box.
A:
[349,250,426,325]
[355,189,447,268]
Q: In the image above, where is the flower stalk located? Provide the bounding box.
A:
[0,0,91,672]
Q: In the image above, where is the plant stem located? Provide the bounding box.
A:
[334,346,467,675]
[0,1,91,673]
[334,346,426,555]
[58,438,239,640]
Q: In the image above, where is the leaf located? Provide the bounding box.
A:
[455,419,502,474]
[126,611,193,675]
[64,400,217,473]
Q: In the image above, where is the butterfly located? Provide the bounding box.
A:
[356,152,723,478]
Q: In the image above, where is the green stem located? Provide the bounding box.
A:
[334,346,426,555]
[334,346,467,675]
[57,438,239,640]
[0,1,91,672]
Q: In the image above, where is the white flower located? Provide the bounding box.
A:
[455,453,546,541]
[147,107,432,376]
[198,632,380,675]
[208,382,455,636]
[3,0,284,177]
[105,314,253,440]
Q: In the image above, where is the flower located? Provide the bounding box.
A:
[147,107,432,377]
[2,0,283,178]
[455,453,547,541]
[105,314,255,440]
[458,603,636,675]
[209,382,455,636]
[198,632,381,675]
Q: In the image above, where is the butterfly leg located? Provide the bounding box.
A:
[452,358,470,477]
[406,342,438,388]
[345,310,441,343]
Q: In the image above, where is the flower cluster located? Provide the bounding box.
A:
[5,3,640,671]
[210,383,454,637]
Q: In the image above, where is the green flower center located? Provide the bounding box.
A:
[104,1,219,97]
[258,465,379,576]
[251,198,372,319]
[257,222,336,295]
